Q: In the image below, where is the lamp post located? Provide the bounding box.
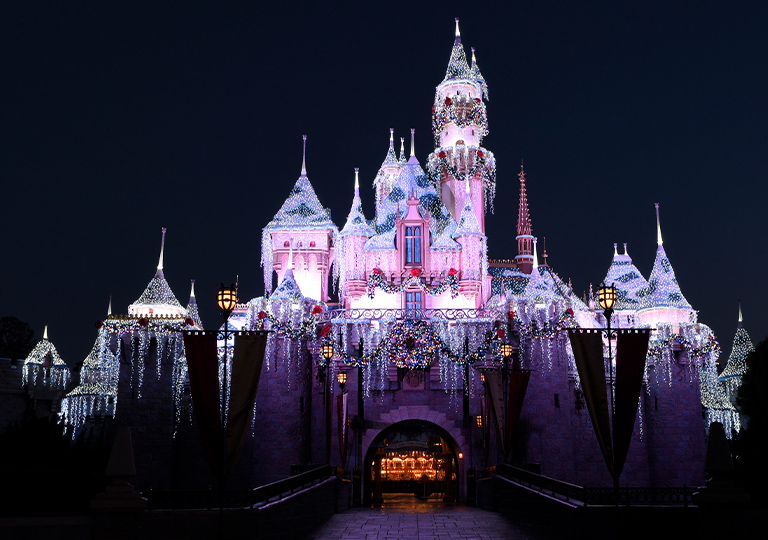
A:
[597,281,618,503]
[321,340,334,464]
[336,371,347,393]
[216,283,237,540]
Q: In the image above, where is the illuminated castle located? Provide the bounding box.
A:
[12,19,733,498]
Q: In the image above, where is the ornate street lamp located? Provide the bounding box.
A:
[321,341,335,362]
[499,342,514,360]
[598,281,619,504]
[337,371,347,393]
[217,283,237,318]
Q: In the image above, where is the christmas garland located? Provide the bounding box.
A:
[254,305,323,340]
[646,332,720,361]
[431,95,488,137]
[511,308,576,339]
[99,317,194,336]
[426,147,497,211]
[367,268,459,299]
[320,320,507,370]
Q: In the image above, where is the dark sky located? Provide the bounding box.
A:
[2,2,766,364]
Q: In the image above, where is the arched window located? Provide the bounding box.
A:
[405,226,421,264]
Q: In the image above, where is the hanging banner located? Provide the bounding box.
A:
[484,370,507,459]
[504,370,531,463]
[568,329,614,478]
[337,392,348,466]
[183,331,223,478]
[613,329,650,479]
[225,332,268,478]
[482,389,491,466]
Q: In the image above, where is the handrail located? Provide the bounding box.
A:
[146,465,340,510]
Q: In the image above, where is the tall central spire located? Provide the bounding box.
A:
[655,202,663,246]
[517,164,531,236]
[515,163,535,274]
[157,227,167,274]
[301,134,307,176]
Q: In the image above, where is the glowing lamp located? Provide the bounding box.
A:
[321,342,335,360]
[336,372,347,386]
[217,283,237,317]
[597,282,617,312]
[500,342,514,359]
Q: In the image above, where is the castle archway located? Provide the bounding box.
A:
[363,419,462,507]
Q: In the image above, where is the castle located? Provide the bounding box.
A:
[7,20,740,502]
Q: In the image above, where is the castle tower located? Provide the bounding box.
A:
[339,168,374,304]
[185,280,203,328]
[719,301,755,403]
[373,129,402,207]
[428,19,496,233]
[636,203,694,331]
[262,135,338,301]
[128,227,186,317]
[454,179,486,304]
[515,164,534,274]
[601,242,648,328]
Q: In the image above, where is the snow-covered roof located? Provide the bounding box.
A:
[603,244,648,310]
[636,245,692,311]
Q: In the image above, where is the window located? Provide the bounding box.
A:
[405,226,421,264]
[405,291,422,313]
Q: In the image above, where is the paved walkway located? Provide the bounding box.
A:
[302,494,535,540]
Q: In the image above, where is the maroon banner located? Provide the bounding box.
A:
[484,371,507,459]
[504,370,531,463]
[183,331,223,479]
[337,392,348,466]
[225,332,268,478]
[568,329,614,478]
[482,389,491,466]
[613,329,650,479]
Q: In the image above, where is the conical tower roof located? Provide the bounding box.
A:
[470,47,489,100]
[264,135,337,232]
[443,18,471,82]
[271,267,311,301]
[129,228,185,315]
[637,204,692,311]
[453,181,483,238]
[720,302,754,380]
[24,326,67,367]
[603,243,648,310]
[186,280,203,328]
[340,169,374,238]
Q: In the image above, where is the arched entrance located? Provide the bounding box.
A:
[363,420,460,507]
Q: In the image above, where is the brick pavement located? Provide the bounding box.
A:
[302,495,535,540]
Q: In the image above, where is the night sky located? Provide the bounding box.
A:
[2,2,766,365]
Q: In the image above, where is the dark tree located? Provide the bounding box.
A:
[735,337,768,505]
[0,316,35,359]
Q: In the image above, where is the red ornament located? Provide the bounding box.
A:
[448,268,458,276]
[138,318,149,327]
[410,268,420,278]
[477,150,484,158]
[312,305,323,315]
[444,97,452,106]
[439,151,446,159]
[320,326,332,337]
[258,311,268,320]
[507,311,515,320]
[94,321,103,329]
[372,268,383,275]
[431,105,435,113]
[497,328,505,339]
[565,308,574,317]
[185,317,195,326]
[475,98,481,103]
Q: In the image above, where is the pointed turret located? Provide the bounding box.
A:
[262,135,338,300]
[399,137,407,165]
[373,129,404,208]
[22,326,70,388]
[637,204,693,329]
[129,228,185,317]
[341,169,374,238]
[470,47,489,100]
[454,178,483,237]
[719,301,755,383]
[602,242,648,312]
[186,280,203,328]
[444,18,471,81]
[515,164,534,274]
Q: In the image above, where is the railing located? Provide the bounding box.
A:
[316,307,505,323]
[146,465,341,510]
[485,464,694,507]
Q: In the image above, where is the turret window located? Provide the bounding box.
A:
[405,226,422,264]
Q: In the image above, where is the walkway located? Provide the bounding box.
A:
[302,494,536,540]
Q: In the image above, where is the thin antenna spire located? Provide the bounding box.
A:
[354,168,359,191]
[455,18,461,41]
[190,279,196,298]
[623,243,628,256]
[738,299,743,326]
[400,137,405,160]
[542,236,548,266]
[235,275,239,299]
[301,135,307,176]
[389,128,394,148]
[107,295,112,316]
[471,47,476,64]
[157,227,166,271]
[43,325,48,340]
[410,128,415,157]
[532,237,539,270]
[655,202,663,246]
[613,243,618,257]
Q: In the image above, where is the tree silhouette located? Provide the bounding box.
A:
[0,316,35,359]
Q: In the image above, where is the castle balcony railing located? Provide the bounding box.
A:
[316,307,506,324]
